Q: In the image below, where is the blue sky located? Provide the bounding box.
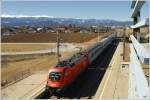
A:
[2,1,149,21]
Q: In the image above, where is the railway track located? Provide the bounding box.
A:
[36,41,118,99]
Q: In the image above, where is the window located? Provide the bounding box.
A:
[49,72,62,82]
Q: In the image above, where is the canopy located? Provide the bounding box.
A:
[130,18,149,29]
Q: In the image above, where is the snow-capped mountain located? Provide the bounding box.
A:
[1,15,132,27]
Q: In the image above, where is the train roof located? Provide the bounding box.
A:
[56,51,85,68]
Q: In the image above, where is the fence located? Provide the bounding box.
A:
[128,44,150,100]
[1,69,32,88]
[1,53,55,88]
[130,35,150,64]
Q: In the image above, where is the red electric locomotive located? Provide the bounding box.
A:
[46,51,89,93]
[46,33,115,94]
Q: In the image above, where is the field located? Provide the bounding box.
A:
[1,32,109,53]
[1,51,77,85]
[1,32,110,87]
[2,32,98,43]
[1,43,56,52]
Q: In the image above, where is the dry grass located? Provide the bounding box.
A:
[1,32,109,52]
[1,51,76,82]
[2,32,97,43]
[1,43,56,52]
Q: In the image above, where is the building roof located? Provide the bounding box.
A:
[130,18,149,28]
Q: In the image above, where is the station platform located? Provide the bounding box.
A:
[1,72,46,99]
[95,42,129,100]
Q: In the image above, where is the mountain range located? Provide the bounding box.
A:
[1,16,132,27]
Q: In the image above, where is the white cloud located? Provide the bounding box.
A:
[1,14,54,18]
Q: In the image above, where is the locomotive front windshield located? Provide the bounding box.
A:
[49,72,62,82]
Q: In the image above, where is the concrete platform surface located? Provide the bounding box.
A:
[95,42,129,100]
[1,71,47,99]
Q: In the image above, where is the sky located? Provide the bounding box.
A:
[1,1,149,21]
